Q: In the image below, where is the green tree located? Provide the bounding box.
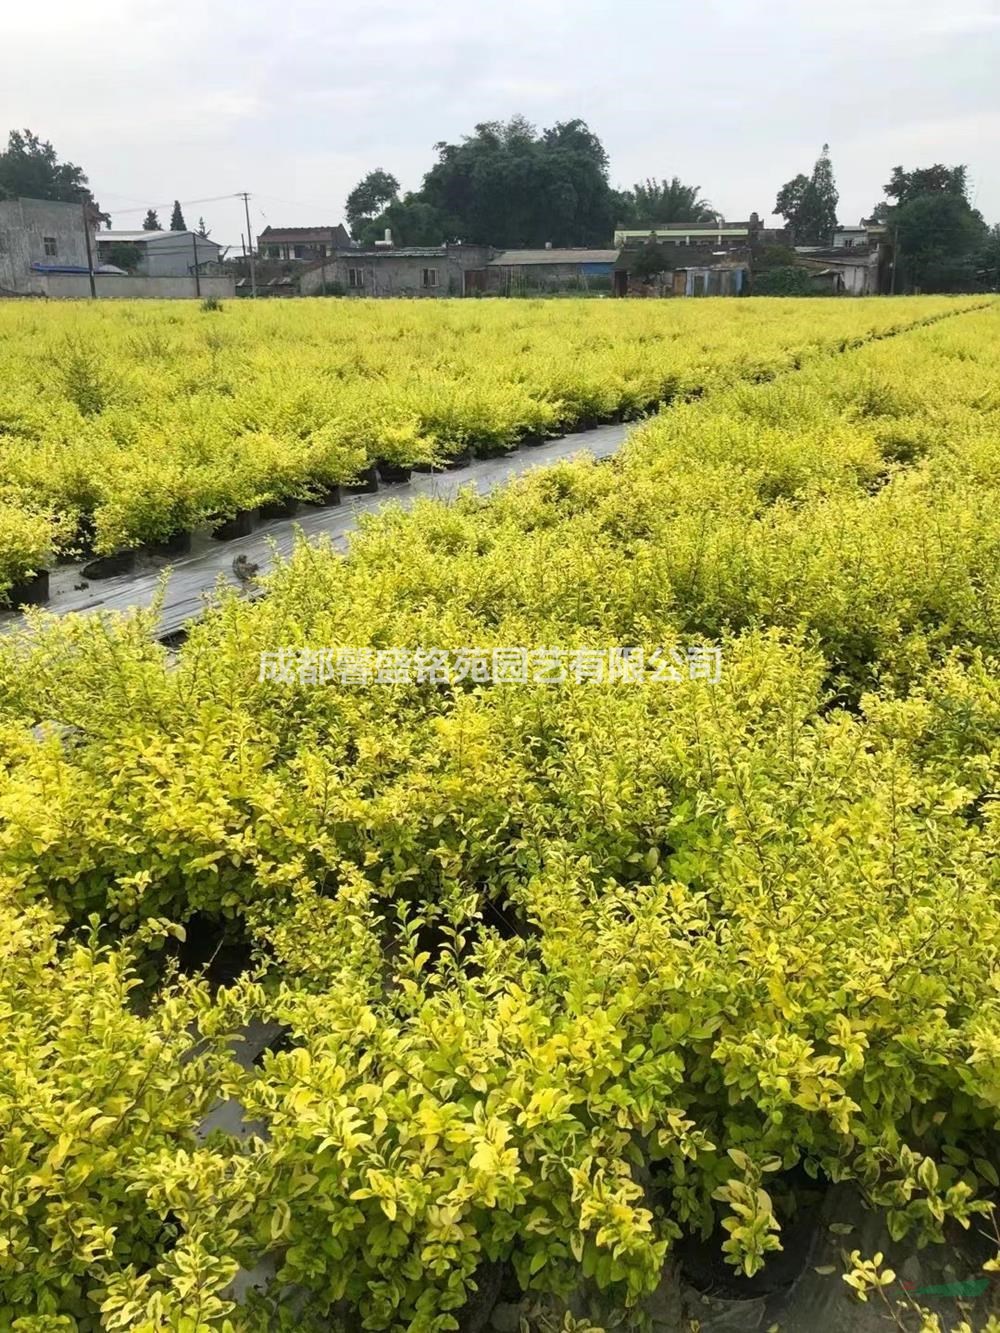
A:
[617,177,718,226]
[345,169,400,239]
[169,199,186,231]
[142,208,160,231]
[102,242,142,271]
[978,224,1000,288]
[774,144,839,244]
[196,216,211,239]
[873,163,986,291]
[416,116,615,246]
[358,196,446,248]
[0,129,106,220]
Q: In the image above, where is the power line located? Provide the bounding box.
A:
[105,192,242,217]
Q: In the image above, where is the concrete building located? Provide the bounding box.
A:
[613,214,765,249]
[0,196,96,294]
[257,225,353,261]
[298,243,492,297]
[485,248,618,294]
[96,229,224,278]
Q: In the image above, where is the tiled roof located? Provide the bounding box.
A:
[489,248,618,266]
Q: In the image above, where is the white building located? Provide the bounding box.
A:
[96,229,224,277]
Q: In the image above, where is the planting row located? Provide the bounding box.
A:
[0,294,987,601]
[0,305,998,1330]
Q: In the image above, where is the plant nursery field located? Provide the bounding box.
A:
[0,293,987,599]
[0,297,999,1332]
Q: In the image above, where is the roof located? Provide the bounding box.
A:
[489,248,618,266]
[617,221,750,233]
[98,230,221,246]
[337,247,449,259]
[258,225,352,242]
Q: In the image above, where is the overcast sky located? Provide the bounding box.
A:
[3,0,998,249]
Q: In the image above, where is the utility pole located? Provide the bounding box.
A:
[81,203,97,298]
[889,225,900,296]
[238,192,257,297]
[191,230,201,298]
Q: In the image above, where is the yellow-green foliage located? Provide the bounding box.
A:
[0,295,986,585]
[0,302,998,1330]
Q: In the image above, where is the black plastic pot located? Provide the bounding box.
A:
[82,550,137,580]
[211,510,257,541]
[6,569,49,607]
[149,530,193,558]
[343,464,379,495]
[259,498,299,521]
[444,450,472,470]
[376,460,413,484]
[314,484,342,507]
[412,460,439,473]
[522,433,550,447]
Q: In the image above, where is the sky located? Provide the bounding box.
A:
[3,0,998,250]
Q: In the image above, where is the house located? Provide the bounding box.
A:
[613,243,750,297]
[485,247,618,294]
[794,248,881,295]
[831,220,888,249]
[298,243,492,297]
[0,196,96,294]
[613,214,766,250]
[96,229,224,278]
[257,225,353,261]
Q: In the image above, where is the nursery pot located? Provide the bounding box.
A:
[343,464,379,495]
[376,459,413,484]
[6,569,50,607]
[258,498,299,521]
[148,530,193,558]
[211,510,257,541]
[313,484,342,507]
[444,449,472,470]
[82,550,137,580]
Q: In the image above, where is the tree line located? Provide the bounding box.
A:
[2,123,998,292]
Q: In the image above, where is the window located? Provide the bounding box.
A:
[348,268,364,288]
[43,236,58,256]
[422,267,438,288]
[267,246,281,259]
[293,244,306,259]
[843,237,854,248]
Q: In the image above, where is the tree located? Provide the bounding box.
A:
[345,169,400,240]
[142,209,160,231]
[895,193,986,291]
[103,242,142,272]
[617,177,718,225]
[885,164,968,207]
[0,129,106,220]
[978,224,1000,289]
[630,240,671,280]
[196,216,211,239]
[416,116,615,247]
[169,200,186,231]
[873,163,986,291]
[774,144,839,244]
[358,196,447,248]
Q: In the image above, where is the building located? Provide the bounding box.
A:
[613,214,765,249]
[96,230,224,278]
[831,220,888,249]
[613,242,750,297]
[794,249,881,295]
[0,197,96,295]
[485,247,618,294]
[257,225,353,261]
[298,243,492,297]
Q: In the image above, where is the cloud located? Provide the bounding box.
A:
[1,0,997,245]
